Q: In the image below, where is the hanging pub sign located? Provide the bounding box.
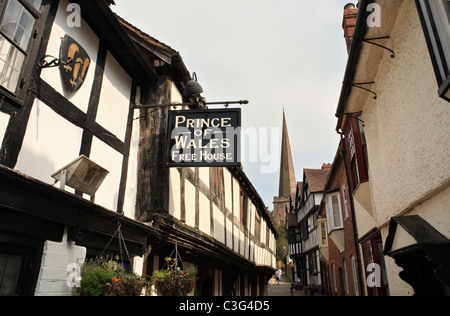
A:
[166,108,241,167]
[59,35,91,93]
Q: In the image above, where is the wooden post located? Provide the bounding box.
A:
[136,76,171,222]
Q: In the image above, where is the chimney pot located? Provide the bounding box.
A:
[343,3,358,54]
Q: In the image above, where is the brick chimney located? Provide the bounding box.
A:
[343,3,358,54]
[322,163,332,170]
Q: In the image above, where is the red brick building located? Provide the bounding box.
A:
[317,142,364,296]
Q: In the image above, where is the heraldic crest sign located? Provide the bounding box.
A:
[59,35,91,93]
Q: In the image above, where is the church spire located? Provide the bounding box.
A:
[278,110,296,198]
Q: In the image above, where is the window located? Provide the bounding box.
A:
[343,259,350,296]
[309,252,317,275]
[344,114,369,193]
[326,192,344,232]
[300,219,309,240]
[240,190,248,228]
[342,185,349,219]
[255,211,261,241]
[317,219,328,248]
[0,0,41,93]
[332,264,337,294]
[362,233,390,296]
[351,255,360,296]
[416,0,450,101]
[289,227,302,245]
[210,168,224,198]
[0,253,23,296]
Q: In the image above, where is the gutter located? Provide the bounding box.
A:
[335,0,372,132]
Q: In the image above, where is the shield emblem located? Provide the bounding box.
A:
[59,35,90,93]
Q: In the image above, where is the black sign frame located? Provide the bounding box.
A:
[166,108,241,168]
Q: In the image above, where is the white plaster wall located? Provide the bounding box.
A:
[185,180,196,227]
[122,87,140,219]
[168,169,181,220]
[89,136,123,211]
[364,1,450,226]
[199,167,209,188]
[213,204,225,244]
[16,99,83,187]
[35,240,86,296]
[41,0,99,113]
[353,199,377,241]
[199,191,210,235]
[232,177,240,219]
[239,230,245,257]
[224,168,233,212]
[96,52,132,142]
[233,224,240,255]
[170,82,182,104]
[409,185,450,239]
[226,218,233,249]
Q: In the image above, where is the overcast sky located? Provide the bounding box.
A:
[112,0,354,208]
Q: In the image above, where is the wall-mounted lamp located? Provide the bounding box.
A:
[183,72,203,97]
[52,155,109,202]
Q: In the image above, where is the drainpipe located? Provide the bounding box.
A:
[337,132,365,296]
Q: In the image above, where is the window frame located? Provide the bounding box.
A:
[210,167,224,199]
[351,255,360,296]
[416,0,450,102]
[343,114,369,194]
[317,218,328,248]
[255,211,261,241]
[326,191,344,233]
[0,0,43,100]
[239,189,249,228]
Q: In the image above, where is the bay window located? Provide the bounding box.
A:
[416,0,450,101]
[343,114,369,194]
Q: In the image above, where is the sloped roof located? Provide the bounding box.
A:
[287,212,298,228]
[114,14,191,89]
[115,14,179,63]
[304,169,330,193]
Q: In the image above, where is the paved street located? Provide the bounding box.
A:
[268,275,305,297]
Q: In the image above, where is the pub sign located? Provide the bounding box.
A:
[59,35,90,93]
[166,108,241,167]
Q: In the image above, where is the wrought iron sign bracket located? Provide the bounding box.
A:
[38,55,72,69]
[343,113,365,125]
[361,36,396,58]
[346,81,378,100]
[131,100,248,110]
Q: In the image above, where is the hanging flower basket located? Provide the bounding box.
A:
[73,256,150,297]
[153,277,196,297]
[104,276,146,297]
[151,257,197,296]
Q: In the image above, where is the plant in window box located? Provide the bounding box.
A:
[73,256,150,296]
[151,257,197,296]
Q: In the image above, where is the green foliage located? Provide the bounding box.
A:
[73,255,149,296]
[78,265,114,297]
[151,257,197,296]
[275,222,289,262]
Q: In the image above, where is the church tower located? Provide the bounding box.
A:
[273,111,297,225]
